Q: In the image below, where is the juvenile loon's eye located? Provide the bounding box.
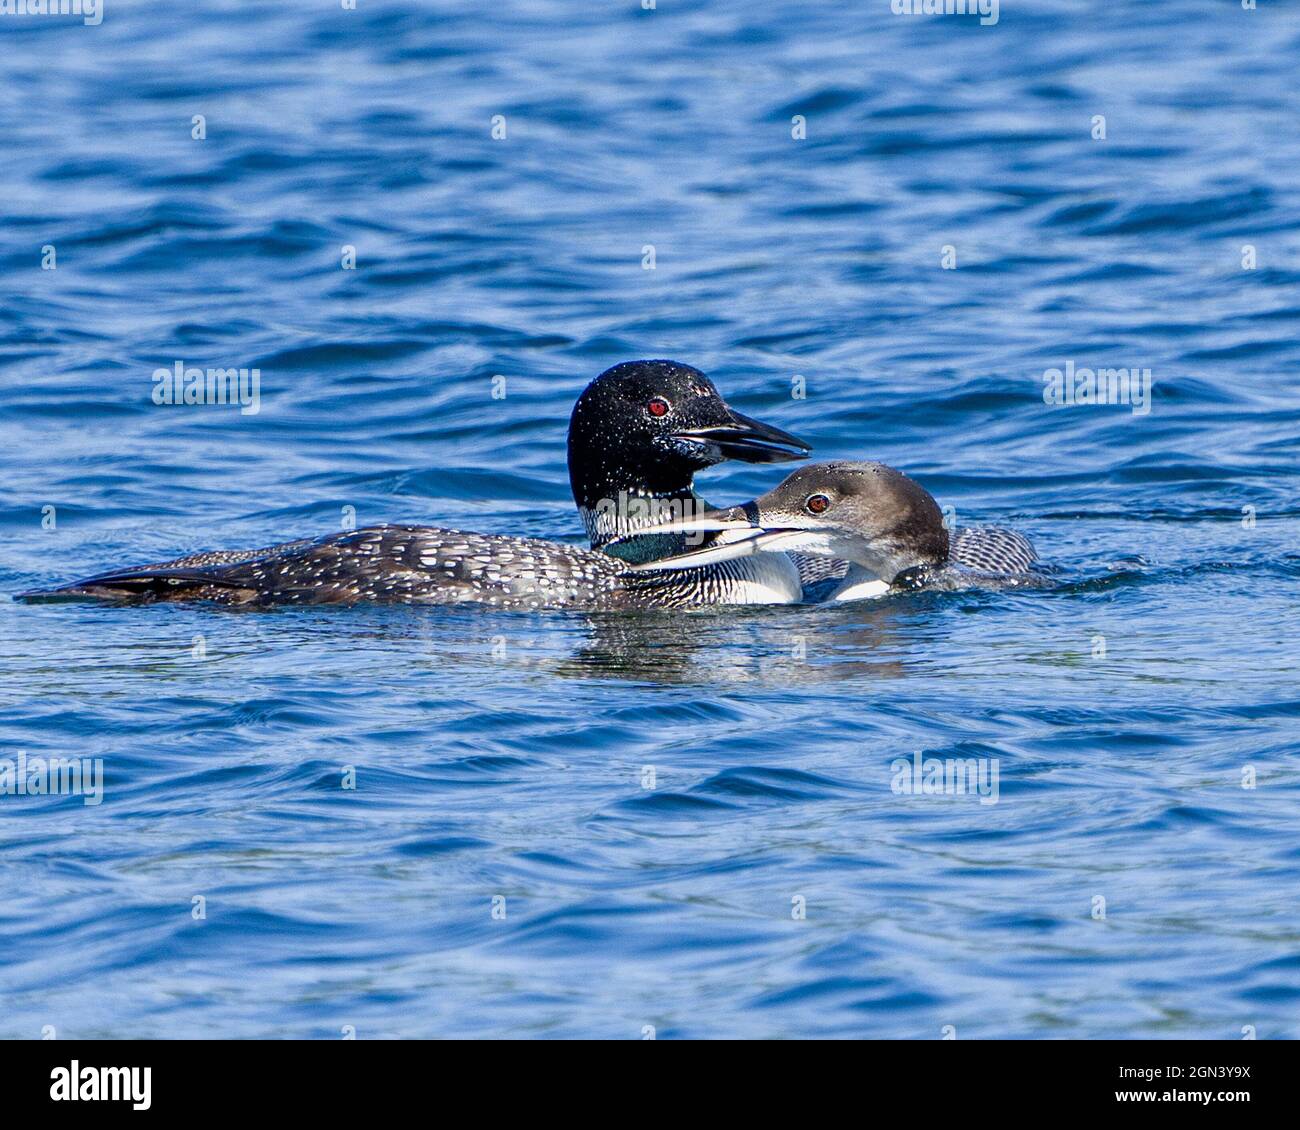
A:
[805,493,832,515]
[646,397,670,418]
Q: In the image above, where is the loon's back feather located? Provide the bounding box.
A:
[135,538,317,571]
[21,525,629,608]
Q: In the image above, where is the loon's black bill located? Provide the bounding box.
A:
[674,409,810,464]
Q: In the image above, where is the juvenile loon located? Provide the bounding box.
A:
[17,360,812,608]
[623,461,1043,601]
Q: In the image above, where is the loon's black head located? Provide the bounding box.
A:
[624,461,950,583]
[568,360,810,547]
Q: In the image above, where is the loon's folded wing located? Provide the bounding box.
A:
[885,526,1045,594]
[950,526,1038,574]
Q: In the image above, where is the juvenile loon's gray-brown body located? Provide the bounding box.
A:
[17,360,813,609]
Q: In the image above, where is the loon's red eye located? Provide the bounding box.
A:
[646,397,670,418]
[806,493,832,514]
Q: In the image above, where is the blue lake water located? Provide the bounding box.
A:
[1,0,1298,1038]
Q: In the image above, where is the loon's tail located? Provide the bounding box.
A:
[15,567,252,603]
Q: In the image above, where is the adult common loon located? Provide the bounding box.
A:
[566,360,808,563]
[17,360,813,608]
[622,461,1043,601]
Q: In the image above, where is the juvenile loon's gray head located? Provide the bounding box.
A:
[624,461,950,588]
[568,360,810,555]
